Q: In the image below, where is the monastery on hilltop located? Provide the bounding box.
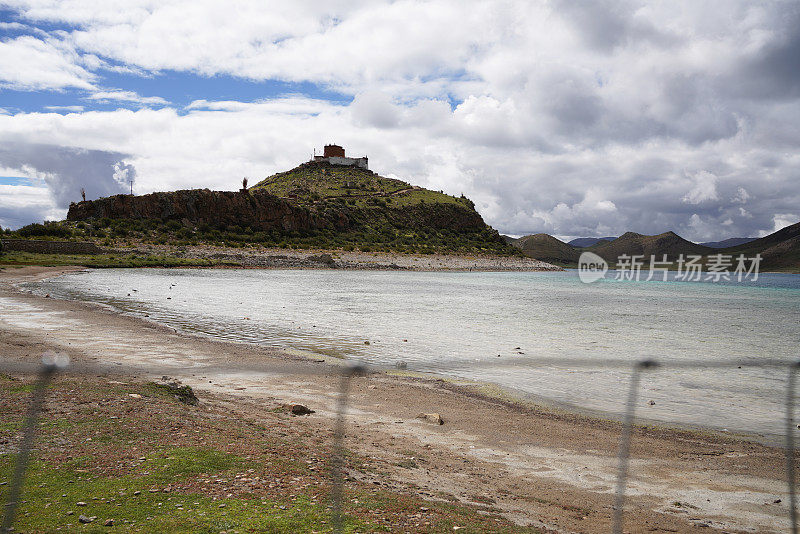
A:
[312,144,369,170]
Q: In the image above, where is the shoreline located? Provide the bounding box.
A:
[1,265,795,532]
[1,242,564,272]
[18,265,789,445]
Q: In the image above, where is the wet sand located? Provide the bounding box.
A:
[0,265,795,533]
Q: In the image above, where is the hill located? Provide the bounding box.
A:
[589,231,713,262]
[62,160,518,256]
[567,236,616,248]
[699,237,756,248]
[513,234,580,265]
[501,235,518,244]
[721,220,800,271]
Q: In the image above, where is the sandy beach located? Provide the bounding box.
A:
[0,266,795,533]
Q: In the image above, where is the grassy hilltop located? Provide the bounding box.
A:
[1,160,520,261]
[251,161,467,209]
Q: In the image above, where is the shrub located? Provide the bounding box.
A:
[165,220,182,231]
[17,223,72,238]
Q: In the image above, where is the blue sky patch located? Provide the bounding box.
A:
[0,68,354,114]
[0,176,32,186]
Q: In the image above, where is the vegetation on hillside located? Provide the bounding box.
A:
[513,234,579,266]
[588,231,713,261]
[511,223,800,272]
[2,215,518,256]
[251,160,471,210]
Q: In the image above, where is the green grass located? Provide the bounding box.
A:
[0,376,538,533]
[2,220,521,258]
[250,162,410,200]
[0,449,363,533]
[0,251,223,268]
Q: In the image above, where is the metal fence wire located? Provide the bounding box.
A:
[1,354,798,534]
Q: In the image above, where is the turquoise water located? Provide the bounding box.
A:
[33,268,800,437]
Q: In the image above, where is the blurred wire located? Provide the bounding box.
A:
[1,353,68,532]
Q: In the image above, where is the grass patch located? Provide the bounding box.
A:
[0,251,220,268]
[0,375,539,533]
[144,381,199,405]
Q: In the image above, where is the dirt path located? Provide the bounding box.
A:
[0,266,795,533]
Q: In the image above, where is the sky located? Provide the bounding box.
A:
[0,1,799,241]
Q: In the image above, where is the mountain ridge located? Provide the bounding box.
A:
[511,222,800,271]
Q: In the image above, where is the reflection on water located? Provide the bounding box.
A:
[31,268,800,437]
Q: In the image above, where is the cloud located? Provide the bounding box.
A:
[0,183,62,229]
[0,22,30,31]
[0,1,798,240]
[43,105,85,112]
[87,90,169,105]
[112,160,136,190]
[0,35,95,90]
[0,143,131,226]
[731,187,750,204]
[761,213,800,236]
[350,91,400,128]
[682,171,718,205]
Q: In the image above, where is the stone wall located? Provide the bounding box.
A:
[326,156,369,169]
[1,239,103,255]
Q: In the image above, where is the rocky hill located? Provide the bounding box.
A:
[65,160,517,256]
[67,189,327,233]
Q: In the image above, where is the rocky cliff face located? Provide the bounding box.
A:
[67,188,489,234]
[67,189,345,232]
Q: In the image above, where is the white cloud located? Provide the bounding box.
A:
[44,105,85,112]
[682,170,719,204]
[350,91,400,129]
[87,90,169,105]
[731,186,750,203]
[0,1,798,240]
[761,213,800,236]
[0,183,62,229]
[0,22,29,31]
[0,35,95,90]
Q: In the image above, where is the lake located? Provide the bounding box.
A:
[30,268,800,438]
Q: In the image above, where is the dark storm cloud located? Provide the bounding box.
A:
[732,8,800,100]
[0,203,56,230]
[0,142,131,208]
[553,0,679,52]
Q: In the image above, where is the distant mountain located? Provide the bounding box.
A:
[513,234,580,264]
[592,231,713,262]
[721,221,800,271]
[568,236,616,248]
[501,235,518,244]
[509,222,800,272]
[699,237,756,248]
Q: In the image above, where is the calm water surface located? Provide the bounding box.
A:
[31,268,800,437]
